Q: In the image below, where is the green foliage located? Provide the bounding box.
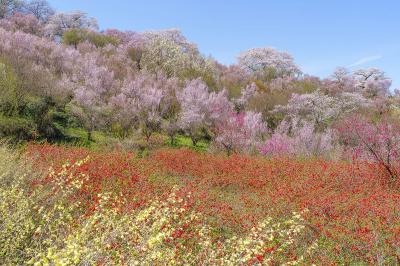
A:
[177,59,219,91]
[23,96,65,139]
[127,47,143,70]
[63,29,119,48]
[169,134,209,152]
[0,114,36,141]
[0,60,20,116]
[110,122,131,139]
[0,59,73,142]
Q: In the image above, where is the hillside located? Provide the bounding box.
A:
[0,0,399,265]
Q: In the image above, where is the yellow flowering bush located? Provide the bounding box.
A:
[0,144,37,265]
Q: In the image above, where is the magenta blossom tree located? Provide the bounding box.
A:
[214,111,267,155]
[260,120,334,157]
[337,116,400,183]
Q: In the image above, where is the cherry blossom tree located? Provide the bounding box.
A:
[260,120,334,157]
[337,116,400,183]
[0,0,25,18]
[177,78,210,146]
[0,12,43,35]
[110,72,178,142]
[323,67,356,94]
[45,11,98,38]
[139,29,214,81]
[0,27,81,98]
[214,111,267,155]
[142,28,197,52]
[177,78,232,146]
[234,82,257,111]
[70,53,115,140]
[274,90,370,130]
[353,68,392,98]
[336,92,370,113]
[24,0,54,22]
[237,47,301,80]
[217,63,250,97]
[140,36,189,77]
[274,90,339,129]
[206,88,232,131]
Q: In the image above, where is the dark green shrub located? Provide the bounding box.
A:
[0,115,36,141]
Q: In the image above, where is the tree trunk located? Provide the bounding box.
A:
[191,136,197,147]
[87,130,92,141]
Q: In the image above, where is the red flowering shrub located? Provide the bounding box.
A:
[24,144,400,264]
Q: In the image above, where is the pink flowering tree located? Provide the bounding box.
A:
[259,133,292,156]
[0,27,84,101]
[137,75,177,142]
[70,58,115,140]
[337,116,400,183]
[214,111,267,155]
[206,88,232,131]
[0,12,44,35]
[260,120,334,157]
[177,78,232,146]
[234,82,257,111]
[323,67,357,94]
[110,72,177,141]
[177,78,211,146]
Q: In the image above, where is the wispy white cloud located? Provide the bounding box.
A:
[348,55,383,68]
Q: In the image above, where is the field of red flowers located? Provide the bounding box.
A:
[25,144,400,264]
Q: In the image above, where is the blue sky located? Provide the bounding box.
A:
[48,0,400,90]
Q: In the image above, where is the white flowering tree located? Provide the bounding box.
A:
[237,47,301,80]
[45,11,98,38]
[24,0,54,22]
[353,68,392,98]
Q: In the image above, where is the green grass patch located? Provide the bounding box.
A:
[168,135,209,152]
